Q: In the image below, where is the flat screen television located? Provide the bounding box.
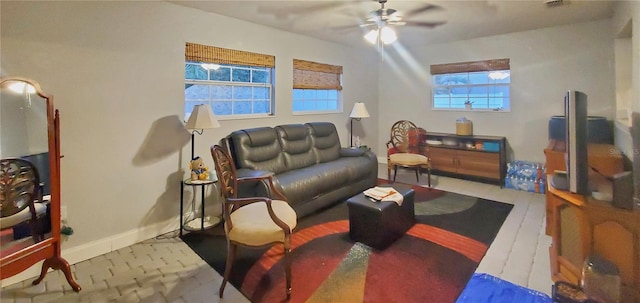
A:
[551,90,589,195]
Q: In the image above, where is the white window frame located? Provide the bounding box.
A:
[432,70,511,112]
[185,62,275,120]
[292,88,342,115]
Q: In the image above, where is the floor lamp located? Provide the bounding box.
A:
[185,104,220,161]
[184,104,221,230]
[349,102,370,147]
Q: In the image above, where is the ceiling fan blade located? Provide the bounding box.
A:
[386,20,406,26]
[403,20,447,28]
[331,22,375,31]
[404,4,442,18]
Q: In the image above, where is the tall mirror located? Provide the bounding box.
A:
[0,77,80,291]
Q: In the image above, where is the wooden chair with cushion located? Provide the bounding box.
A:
[0,158,46,243]
[210,145,297,300]
[386,120,431,187]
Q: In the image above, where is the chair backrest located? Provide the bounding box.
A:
[389,120,424,153]
[0,158,40,218]
[211,145,237,200]
[211,145,243,224]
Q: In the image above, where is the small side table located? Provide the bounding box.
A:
[180,179,220,236]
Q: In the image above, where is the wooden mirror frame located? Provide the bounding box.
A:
[0,76,80,291]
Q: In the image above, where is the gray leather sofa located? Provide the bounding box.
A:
[221,122,378,218]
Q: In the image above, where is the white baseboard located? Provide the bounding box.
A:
[1,215,182,287]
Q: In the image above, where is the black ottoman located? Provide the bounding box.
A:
[346,184,415,250]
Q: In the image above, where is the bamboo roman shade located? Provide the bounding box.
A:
[293,59,343,90]
[185,42,275,68]
[430,58,510,75]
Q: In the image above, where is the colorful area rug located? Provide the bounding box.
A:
[181,182,513,303]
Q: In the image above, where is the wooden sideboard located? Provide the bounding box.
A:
[421,132,506,185]
[547,184,640,302]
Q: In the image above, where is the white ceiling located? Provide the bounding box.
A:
[171,0,615,48]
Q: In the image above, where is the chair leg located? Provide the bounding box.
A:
[427,167,432,189]
[387,163,392,182]
[393,165,398,182]
[414,167,420,183]
[29,220,40,243]
[284,243,292,300]
[219,242,236,298]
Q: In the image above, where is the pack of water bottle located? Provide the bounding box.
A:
[504,161,546,194]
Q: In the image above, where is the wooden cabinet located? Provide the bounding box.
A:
[544,140,624,177]
[547,184,640,302]
[543,142,624,235]
[421,132,506,185]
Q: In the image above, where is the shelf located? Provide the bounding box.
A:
[423,143,500,153]
[183,216,221,231]
[420,132,507,186]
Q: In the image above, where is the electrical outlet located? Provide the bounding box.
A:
[61,206,68,221]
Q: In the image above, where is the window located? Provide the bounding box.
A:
[292,59,342,113]
[431,58,510,111]
[185,42,275,118]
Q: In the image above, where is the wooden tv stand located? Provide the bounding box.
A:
[547,183,640,302]
[543,141,624,235]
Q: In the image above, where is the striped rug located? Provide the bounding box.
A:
[182,181,513,303]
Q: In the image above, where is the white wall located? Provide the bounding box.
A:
[0,0,378,269]
[378,19,615,163]
[612,1,640,160]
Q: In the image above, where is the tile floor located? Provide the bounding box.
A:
[0,164,553,302]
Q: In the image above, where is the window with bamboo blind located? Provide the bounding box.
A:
[431,58,511,112]
[292,59,343,113]
[184,42,275,118]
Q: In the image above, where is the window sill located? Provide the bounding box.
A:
[432,108,511,113]
[292,110,342,116]
[216,114,276,121]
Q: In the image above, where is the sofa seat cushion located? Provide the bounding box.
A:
[227,200,297,246]
[389,153,429,166]
[306,161,352,193]
[274,167,325,203]
[331,157,375,182]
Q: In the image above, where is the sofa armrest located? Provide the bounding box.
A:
[339,148,366,157]
[236,168,273,181]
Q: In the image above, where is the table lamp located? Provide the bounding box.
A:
[349,102,370,147]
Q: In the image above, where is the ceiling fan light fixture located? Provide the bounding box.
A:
[380,26,397,44]
[364,29,379,44]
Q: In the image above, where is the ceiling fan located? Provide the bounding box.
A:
[359,0,445,45]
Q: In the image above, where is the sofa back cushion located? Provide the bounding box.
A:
[306,122,340,163]
[276,124,316,170]
[228,127,287,174]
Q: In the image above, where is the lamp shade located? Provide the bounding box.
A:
[185,104,220,130]
[349,102,370,119]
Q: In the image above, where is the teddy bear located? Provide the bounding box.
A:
[189,156,209,181]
